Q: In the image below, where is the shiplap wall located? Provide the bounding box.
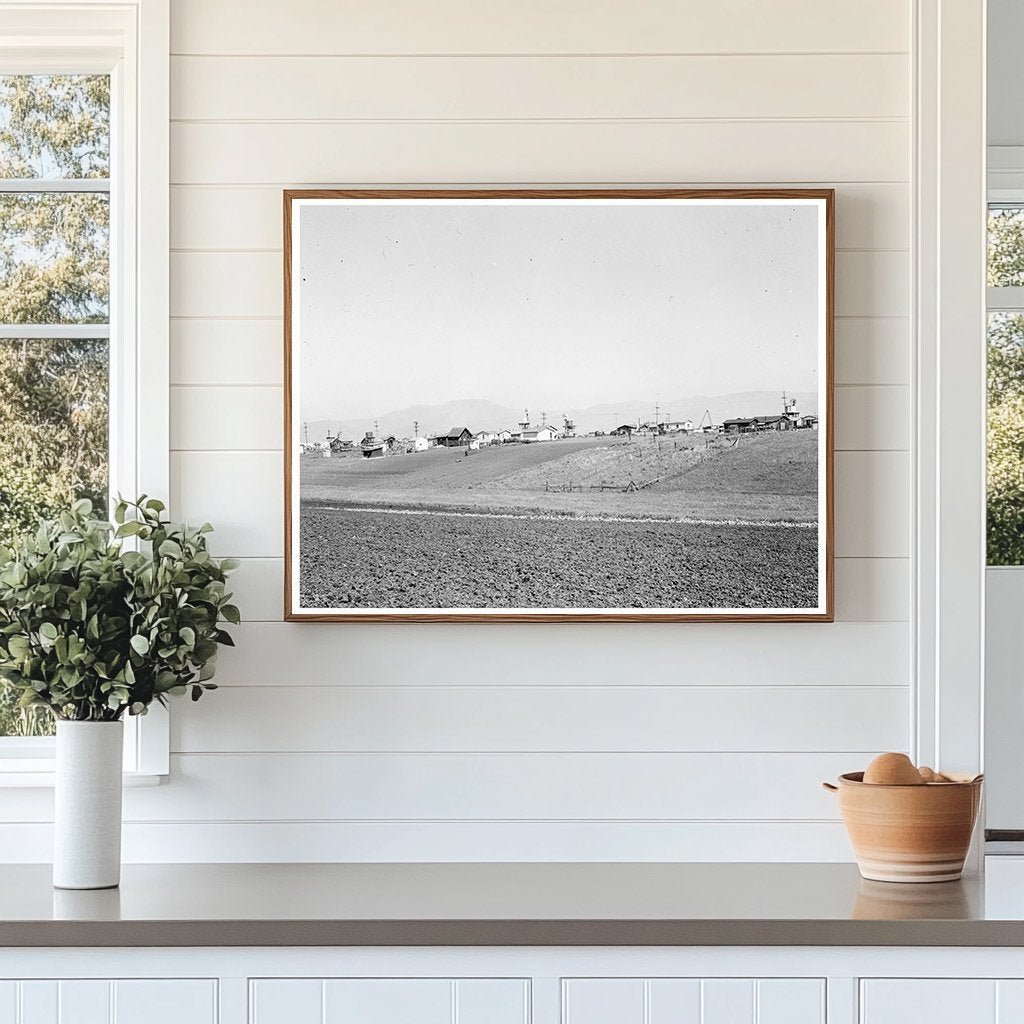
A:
[3,1,914,861]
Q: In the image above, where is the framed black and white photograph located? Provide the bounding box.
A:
[284,189,834,622]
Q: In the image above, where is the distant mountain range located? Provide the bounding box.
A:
[304,391,818,443]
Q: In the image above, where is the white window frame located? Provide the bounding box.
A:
[983,180,1024,839]
[0,0,169,784]
[914,0,987,820]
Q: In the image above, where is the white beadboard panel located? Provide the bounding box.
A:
[250,980,322,1024]
[172,248,909,321]
[835,385,909,451]
[114,981,218,1024]
[756,980,826,1024]
[834,451,910,558]
[171,451,282,557]
[171,54,909,122]
[835,250,909,318]
[834,318,909,385]
[456,981,530,1024]
[19,983,56,1022]
[561,979,824,1024]
[170,184,909,252]
[170,320,282,386]
[702,980,755,1023]
[170,0,910,56]
[226,556,909,624]
[0,819,856,862]
[323,980,451,1024]
[59,980,109,1022]
[171,386,281,450]
[833,558,909,622]
[212,622,909,687]
[563,979,644,1024]
[0,983,13,1024]
[170,121,909,186]
[860,981,996,1024]
[648,980,702,1023]
[121,752,864,821]
[170,684,909,754]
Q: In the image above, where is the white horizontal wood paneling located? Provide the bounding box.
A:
[104,0,917,863]
[170,249,908,320]
[112,752,865,821]
[170,320,282,385]
[170,386,281,450]
[834,452,910,557]
[170,0,909,56]
[0,820,855,863]
[170,121,909,186]
[171,55,909,121]
[170,451,282,557]
[170,183,909,251]
[171,684,909,753]
[169,384,904,453]
[562,979,825,1024]
[834,319,909,385]
[833,558,909,621]
[209,622,909,687]
[834,386,909,450]
[225,555,909,623]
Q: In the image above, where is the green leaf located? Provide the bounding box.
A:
[158,539,183,559]
[130,634,150,656]
[39,622,58,641]
[220,604,241,625]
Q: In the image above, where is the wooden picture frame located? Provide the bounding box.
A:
[284,188,834,622]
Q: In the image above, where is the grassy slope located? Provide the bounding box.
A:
[300,431,819,523]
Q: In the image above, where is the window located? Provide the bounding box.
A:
[987,205,1024,565]
[0,74,111,738]
[0,3,169,778]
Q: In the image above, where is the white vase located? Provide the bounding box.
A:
[53,720,124,890]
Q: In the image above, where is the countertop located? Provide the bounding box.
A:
[5,861,1024,947]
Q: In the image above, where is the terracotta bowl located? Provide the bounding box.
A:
[823,772,983,883]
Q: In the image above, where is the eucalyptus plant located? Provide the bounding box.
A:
[0,496,239,722]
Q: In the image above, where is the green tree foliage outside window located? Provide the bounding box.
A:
[0,75,110,736]
[988,208,1024,565]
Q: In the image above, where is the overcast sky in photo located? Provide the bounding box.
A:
[297,199,821,422]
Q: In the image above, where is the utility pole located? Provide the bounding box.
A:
[414,420,419,438]
[655,400,660,427]
[541,411,547,427]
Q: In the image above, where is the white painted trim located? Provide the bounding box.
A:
[0,178,111,191]
[0,324,111,338]
[987,286,1024,310]
[913,0,987,786]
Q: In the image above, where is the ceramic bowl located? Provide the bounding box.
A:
[823,771,983,883]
